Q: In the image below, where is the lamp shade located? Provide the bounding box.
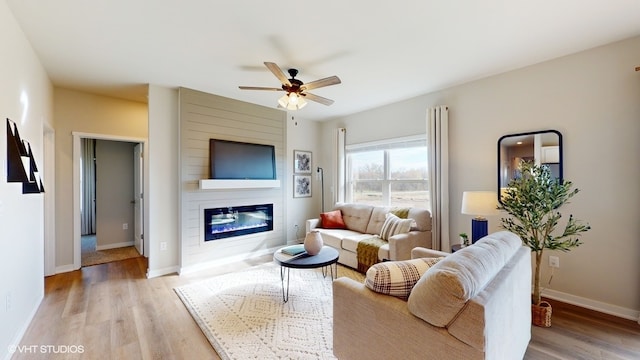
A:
[461,191,498,218]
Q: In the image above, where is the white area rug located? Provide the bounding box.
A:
[174,263,337,360]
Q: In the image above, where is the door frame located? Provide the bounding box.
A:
[133,143,144,255]
[43,124,56,276]
[72,132,149,270]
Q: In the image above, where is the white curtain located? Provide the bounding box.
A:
[427,106,449,251]
[334,128,346,206]
[81,138,96,235]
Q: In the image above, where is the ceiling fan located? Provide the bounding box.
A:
[239,62,341,110]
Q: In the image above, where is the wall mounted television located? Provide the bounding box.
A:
[209,139,276,180]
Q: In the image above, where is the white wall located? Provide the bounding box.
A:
[322,35,640,319]
[0,2,53,358]
[286,114,323,242]
[147,85,180,277]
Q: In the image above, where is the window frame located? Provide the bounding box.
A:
[345,135,428,207]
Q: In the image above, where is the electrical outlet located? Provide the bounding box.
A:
[549,255,560,268]
[122,223,128,230]
[160,242,167,251]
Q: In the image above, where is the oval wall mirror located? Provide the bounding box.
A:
[497,130,563,203]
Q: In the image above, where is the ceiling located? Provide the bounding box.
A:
[6,1,640,121]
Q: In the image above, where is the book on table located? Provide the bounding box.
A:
[281,244,306,255]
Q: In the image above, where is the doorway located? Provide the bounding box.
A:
[80,138,144,266]
[72,132,149,270]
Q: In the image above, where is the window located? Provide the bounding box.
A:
[346,136,429,208]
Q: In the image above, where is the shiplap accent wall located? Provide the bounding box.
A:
[179,88,287,268]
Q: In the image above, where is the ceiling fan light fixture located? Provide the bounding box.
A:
[278,93,307,110]
[296,96,308,109]
[278,94,289,108]
[241,62,340,109]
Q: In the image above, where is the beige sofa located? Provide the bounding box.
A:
[333,231,531,360]
[305,203,432,269]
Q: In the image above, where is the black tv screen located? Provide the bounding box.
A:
[209,139,276,180]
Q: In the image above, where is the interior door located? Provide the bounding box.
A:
[133,143,144,255]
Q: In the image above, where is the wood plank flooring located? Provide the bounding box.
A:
[12,256,640,360]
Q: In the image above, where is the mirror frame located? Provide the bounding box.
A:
[497,129,563,203]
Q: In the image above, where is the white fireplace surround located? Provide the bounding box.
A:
[180,88,285,270]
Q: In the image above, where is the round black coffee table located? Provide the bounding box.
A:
[273,246,339,302]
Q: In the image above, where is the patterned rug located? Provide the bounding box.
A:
[174,262,364,360]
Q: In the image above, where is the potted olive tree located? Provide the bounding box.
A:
[498,161,590,327]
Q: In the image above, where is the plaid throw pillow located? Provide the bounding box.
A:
[379,213,413,240]
[365,257,443,300]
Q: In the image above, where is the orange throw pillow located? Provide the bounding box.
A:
[320,210,346,229]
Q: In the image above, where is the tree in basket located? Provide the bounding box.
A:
[498,161,590,324]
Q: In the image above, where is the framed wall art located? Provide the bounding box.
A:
[293,175,311,198]
[293,150,312,174]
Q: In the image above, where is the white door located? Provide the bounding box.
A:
[133,143,144,255]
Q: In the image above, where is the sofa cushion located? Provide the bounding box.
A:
[365,258,443,300]
[407,231,522,327]
[320,210,347,229]
[365,206,390,235]
[314,229,362,250]
[379,213,413,240]
[341,234,381,253]
[335,203,374,233]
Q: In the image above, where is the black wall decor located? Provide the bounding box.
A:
[6,118,44,194]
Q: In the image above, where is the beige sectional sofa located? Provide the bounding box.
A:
[305,203,432,269]
[333,231,531,360]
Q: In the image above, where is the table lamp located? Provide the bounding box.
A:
[461,191,498,243]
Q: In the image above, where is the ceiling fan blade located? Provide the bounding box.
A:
[264,62,292,87]
[239,86,284,91]
[303,92,335,106]
[300,76,341,91]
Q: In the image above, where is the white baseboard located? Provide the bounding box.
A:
[96,241,134,251]
[146,265,180,279]
[3,292,44,360]
[542,288,640,322]
[55,264,77,274]
[179,246,280,275]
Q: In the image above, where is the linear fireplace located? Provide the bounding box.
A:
[203,204,273,241]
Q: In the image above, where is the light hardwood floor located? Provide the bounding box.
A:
[12,257,640,360]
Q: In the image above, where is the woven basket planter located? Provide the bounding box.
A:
[532,301,552,327]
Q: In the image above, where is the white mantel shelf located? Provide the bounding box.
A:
[199,179,281,190]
